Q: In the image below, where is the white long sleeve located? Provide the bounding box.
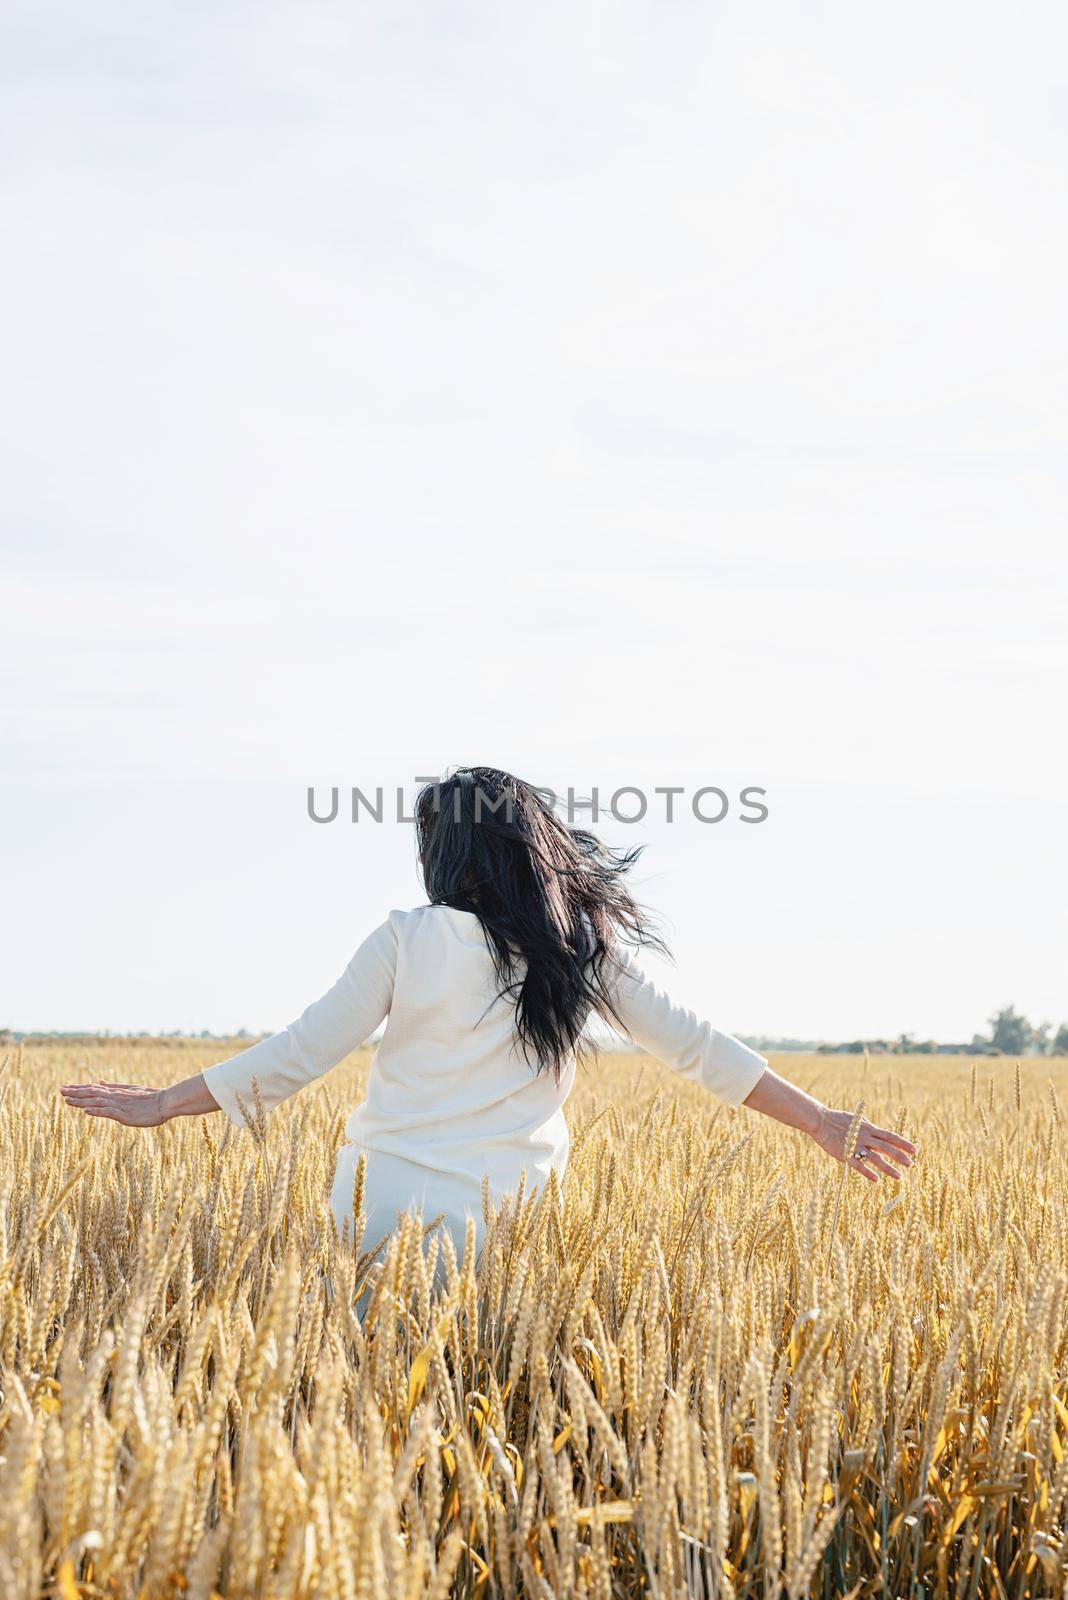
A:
[600,945,767,1108]
[199,907,764,1201]
[202,917,398,1127]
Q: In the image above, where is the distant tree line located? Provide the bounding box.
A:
[0,1029,259,1048]
[6,1009,1066,1056]
[969,1006,1068,1056]
[808,1007,1068,1057]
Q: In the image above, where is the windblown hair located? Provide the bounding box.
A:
[415,767,669,1081]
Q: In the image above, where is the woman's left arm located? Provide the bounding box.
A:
[61,916,399,1130]
[61,1072,219,1126]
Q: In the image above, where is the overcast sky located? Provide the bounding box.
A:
[3,0,1066,1042]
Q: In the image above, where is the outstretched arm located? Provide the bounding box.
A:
[61,1071,220,1126]
[601,947,916,1182]
[60,917,398,1130]
[740,1063,916,1182]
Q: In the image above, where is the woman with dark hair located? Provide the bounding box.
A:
[60,767,916,1263]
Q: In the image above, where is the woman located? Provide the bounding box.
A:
[61,767,915,1263]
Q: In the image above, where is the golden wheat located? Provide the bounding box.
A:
[0,1043,1066,1598]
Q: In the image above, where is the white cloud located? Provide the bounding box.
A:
[3,0,1066,1036]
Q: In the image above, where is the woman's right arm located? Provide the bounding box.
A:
[740,1062,916,1180]
[599,946,916,1182]
[599,944,770,1108]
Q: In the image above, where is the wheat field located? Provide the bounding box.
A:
[1,1043,1066,1599]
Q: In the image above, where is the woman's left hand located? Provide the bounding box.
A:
[60,1082,168,1126]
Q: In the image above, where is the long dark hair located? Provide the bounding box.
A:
[415,767,669,1080]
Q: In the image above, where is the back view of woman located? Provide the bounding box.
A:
[61,767,915,1260]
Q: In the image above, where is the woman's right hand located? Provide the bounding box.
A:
[812,1106,917,1182]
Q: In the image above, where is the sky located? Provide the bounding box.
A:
[2,0,1066,1042]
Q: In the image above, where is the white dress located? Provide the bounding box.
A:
[201,905,768,1261]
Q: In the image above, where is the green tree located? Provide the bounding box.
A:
[985,1005,1033,1055]
[1053,1023,1068,1055]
